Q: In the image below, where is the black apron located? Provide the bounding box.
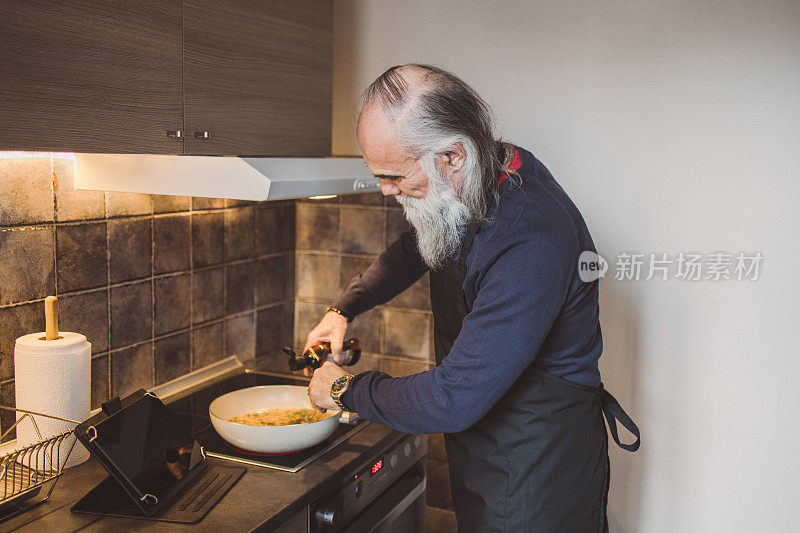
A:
[430,221,640,532]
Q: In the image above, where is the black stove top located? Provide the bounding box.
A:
[164,370,368,473]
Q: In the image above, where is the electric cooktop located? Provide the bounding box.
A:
[164,370,369,473]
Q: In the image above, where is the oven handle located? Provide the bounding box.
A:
[341,463,426,532]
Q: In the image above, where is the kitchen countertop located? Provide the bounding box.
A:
[3,421,401,532]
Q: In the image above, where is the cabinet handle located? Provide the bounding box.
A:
[194,131,210,139]
[166,130,182,138]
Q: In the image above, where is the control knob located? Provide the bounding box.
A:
[316,506,337,528]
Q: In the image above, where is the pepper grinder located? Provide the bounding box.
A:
[284,338,361,371]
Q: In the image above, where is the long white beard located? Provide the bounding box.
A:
[396,173,471,270]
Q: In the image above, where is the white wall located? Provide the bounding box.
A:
[332,1,800,531]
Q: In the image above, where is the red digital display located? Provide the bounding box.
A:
[370,458,383,476]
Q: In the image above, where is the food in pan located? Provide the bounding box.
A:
[228,408,333,426]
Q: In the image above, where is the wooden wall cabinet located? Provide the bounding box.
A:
[0,0,332,156]
[0,0,184,154]
[183,1,332,156]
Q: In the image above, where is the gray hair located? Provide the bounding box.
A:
[359,64,514,221]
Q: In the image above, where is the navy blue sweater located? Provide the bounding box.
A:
[336,146,603,434]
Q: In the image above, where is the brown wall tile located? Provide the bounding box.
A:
[192,322,223,370]
[154,274,190,336]
[226,262,254,314]
[110,281,152,349]
[389,272,430,310]
[0,157,53,226]
[0,302,42,381]
[226,199,256,208]
[349,353,382,374]
[296,253,339,300]
[192,268,224,324]
[256,204,295,255]
[154,332,190,385]
[0,380,15,440]
[386,196,401,209]
[296,204,339,252]
[386,208,411,246]
[293,301,328,348]
[192,212,224,267]
[341,208,385,255]
[0,227,55,305]
[250,352,294,375]
[91,356,109,409]
[192,197,225,210]
[383,309,431,360]
[225,312,255,360]
[257,305,286,356]
[59,289,109,353]
[54,158,105,222]
[380,356,431,377]
[111,343,153,398]
[153,195,190,214]
[225,207,256,261]
[339,255,376,294]
[154,214,190,274]
[106,192,152,217]
[340,192,384,206]
[56,222,106,292]
[347,308,382,354]
[108,218,151,283]
[256,255,292,306]
[281,302,295,347]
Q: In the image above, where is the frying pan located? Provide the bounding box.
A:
[208,385,340,454]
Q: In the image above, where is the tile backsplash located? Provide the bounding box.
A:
[0,155,450,513]
[289,194,434,377]
[0,155,295,426]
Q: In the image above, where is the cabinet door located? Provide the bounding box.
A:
[183,0,332,156]
[0,0,184,154]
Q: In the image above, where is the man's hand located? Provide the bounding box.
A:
[302,310,348,377]
[308,361,348,412]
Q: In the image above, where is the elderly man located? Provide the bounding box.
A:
[307,64,639,531]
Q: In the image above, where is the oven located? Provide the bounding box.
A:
[309,435,427,532]
[266,435,427,533]
[338,460,426,532]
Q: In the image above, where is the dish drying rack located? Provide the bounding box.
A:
[0,406,79,522]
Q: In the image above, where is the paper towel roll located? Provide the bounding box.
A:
[14,331,91,468]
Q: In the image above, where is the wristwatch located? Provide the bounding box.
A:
[330,373,355,411]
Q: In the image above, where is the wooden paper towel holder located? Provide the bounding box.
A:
[38,296,63,341]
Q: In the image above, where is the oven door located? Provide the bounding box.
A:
[341,461,426,533]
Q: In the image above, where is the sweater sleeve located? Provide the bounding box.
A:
[340,237,573,434]
[333,229,428,319]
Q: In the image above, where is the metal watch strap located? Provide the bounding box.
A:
[331,373,355,411]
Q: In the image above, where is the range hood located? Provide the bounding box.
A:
[73,154,380,201]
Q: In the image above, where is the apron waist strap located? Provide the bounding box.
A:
[599,383,641,452]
